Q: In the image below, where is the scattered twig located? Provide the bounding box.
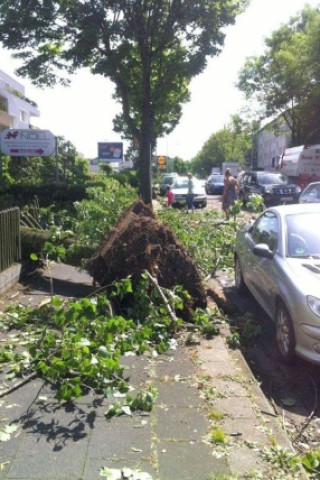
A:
[0,372,37,398]
[144,270,178,324]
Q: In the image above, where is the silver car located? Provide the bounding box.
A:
[234,203,320,365]
[299,181,320,203]
[171,176,207,208]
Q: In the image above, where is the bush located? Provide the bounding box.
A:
[21,227,51,259]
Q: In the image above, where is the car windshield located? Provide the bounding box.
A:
[210,175,224,183]
[173,178,189,188]
[258,174,288,185]
[286,212,320,258]
[161,175,176,184]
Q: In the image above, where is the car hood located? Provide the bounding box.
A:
[172,187,205,196]
[287,257,320,295]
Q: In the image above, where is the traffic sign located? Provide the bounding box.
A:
[157,155,166,166]
[0,129,56,157]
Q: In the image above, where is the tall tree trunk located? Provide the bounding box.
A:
[139,53,153,205]
[139,126,152,204]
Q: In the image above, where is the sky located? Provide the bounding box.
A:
[1,0,319,161]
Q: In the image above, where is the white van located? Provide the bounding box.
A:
[278,145,320,188]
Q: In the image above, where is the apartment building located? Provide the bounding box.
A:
[0,69,40,132]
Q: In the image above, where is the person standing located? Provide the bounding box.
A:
[166,185,175,207]
[186,172,195,213]
[222,168,239,220]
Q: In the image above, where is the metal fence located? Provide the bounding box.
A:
[0,207,21,273]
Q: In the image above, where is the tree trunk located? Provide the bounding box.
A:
[138,53,153,205]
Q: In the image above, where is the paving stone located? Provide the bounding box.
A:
[197,343,231,362]
[155,380,204,408]
[220,417,268,444]
[198,360,236,377]
[227,443,267,476]
[7,432,88,479]
[86,416,152,460]
[83,459,157,480]
[209,377,248,397]
[156,406,208,441]
[212,396,256,418]
[154,357,195,379]
[157,440,229,480]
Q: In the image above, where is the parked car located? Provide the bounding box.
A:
[299,182,320,203]
[205,174,225,195]
[239,171,301,206]
[159,172,179,196]
[234,203,320,365]
[171,176,207,208]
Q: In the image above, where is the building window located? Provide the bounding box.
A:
[19,110,27,122]
[11,115,18,128]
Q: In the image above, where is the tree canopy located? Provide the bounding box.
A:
[191,115,257,175]
[0,0,245,202]
[237,5,320,146]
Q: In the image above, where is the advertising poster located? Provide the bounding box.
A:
[98,142,123,162]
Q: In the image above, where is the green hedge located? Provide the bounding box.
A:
[21,227,95,267]
[0,182,107,209]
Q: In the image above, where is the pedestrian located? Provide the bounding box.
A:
[237,166,245,184]
[186,172,195,213]
[166,185,175,207]
[222,168,239,220]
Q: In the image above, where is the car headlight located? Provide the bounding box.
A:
[295,186,301,193]
[263,186,273,193]
[307,295,320,318]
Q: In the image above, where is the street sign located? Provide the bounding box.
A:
[157,155,166,166]
[0,129,56,157]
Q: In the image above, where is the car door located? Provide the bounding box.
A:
[241,173,252,202]
[245,211,279,318]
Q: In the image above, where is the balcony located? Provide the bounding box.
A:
[0,109,12,129]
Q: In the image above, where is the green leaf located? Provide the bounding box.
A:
[99,467,122,479]
[121,405,132,416]
[0,432,10,442]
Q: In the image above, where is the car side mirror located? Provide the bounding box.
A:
[253,243,274,259]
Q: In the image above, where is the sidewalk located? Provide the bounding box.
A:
[0,264,305,480]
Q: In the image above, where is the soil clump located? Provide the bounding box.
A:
[87,200,206,308]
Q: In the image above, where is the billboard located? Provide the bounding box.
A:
[0,129,56,157]
[98,142,123,162]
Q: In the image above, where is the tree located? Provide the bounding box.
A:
[191,115,255,176]
[237,6,320,146]
[0,0,245,203]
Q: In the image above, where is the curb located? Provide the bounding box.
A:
[0,263,22,296]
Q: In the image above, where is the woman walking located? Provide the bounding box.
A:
[222,168,239,220]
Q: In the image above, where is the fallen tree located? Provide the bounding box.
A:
[87,201,207,308]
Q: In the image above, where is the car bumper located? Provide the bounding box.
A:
[173,195,207,207]
[206,186,224,195]
[263,193,300,206]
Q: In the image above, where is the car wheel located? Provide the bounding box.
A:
[275,302,296,364]
[234,256,247,294]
